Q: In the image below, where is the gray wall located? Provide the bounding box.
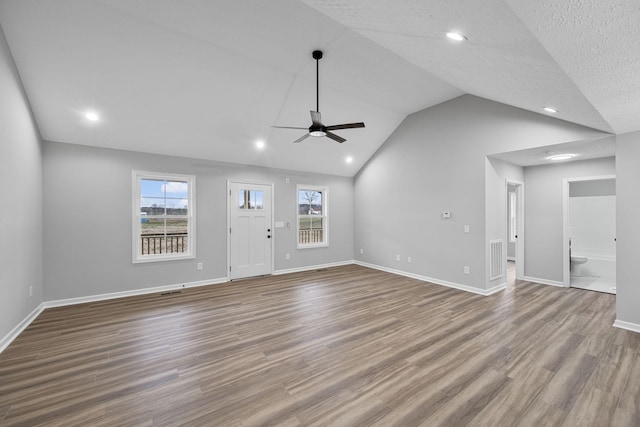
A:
[616,131,640,326]
[0,26,43,341]
[43,142,354,300]
[354,95,606,291]
[523,157,615,282]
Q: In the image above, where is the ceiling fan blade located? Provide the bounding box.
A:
[325,131,346,143]
[325,122,365,131]
[272,126,308,130]
[293,133,311,144]
[310,111,322,126]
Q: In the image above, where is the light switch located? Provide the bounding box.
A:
[442,211,451,219]
[464,225,470,233]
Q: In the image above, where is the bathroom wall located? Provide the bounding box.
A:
[569,195,616,258]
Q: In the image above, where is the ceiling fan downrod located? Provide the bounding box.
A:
[313,50,322,113]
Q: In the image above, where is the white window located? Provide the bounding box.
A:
[509,191,517,243]
[297,185,328,248]
[132,171,195,263]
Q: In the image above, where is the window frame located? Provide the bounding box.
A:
[296,184,329,249]
[132,170,196,263]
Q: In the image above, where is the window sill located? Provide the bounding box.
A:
[133,253,195,264]
[297,243,329,250]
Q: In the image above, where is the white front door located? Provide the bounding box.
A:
[229,182,273,280]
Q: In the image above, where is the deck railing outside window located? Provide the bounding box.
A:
[298,229,323,244]
[140,233,188,255]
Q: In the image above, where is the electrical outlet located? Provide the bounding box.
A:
[197,262,203,270]
[360,248,364,254]
[396,254,401,261]
[464,266,470,274]
[285,253,290,260]
[29,285,33,298]
[408,256,412,263]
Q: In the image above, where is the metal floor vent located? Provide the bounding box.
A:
[160,290,182,296]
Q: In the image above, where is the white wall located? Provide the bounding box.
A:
[43,141,354,301]
[569,195,616,258]
[0,26,43,343]
[616,131,640,327]
[523,157,615,282]
[354,95,607,292]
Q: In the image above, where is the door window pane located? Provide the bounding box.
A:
[238,190,264,210]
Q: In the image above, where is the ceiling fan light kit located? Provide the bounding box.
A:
[272,50,365,144]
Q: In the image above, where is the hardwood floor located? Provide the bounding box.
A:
[1,264,639,426]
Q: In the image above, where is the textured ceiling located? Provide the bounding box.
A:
[504,0,640,135]
[1,0,636,176]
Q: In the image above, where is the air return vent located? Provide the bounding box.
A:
[489,239,504,281]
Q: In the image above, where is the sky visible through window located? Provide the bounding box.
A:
[141,179,189,212]
[298,190,322,205]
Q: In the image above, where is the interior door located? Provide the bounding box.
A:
[229,182,273,279]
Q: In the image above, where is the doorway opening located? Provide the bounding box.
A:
[506,180,524,281]
[563,175,616,294]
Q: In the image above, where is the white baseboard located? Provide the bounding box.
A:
[44,277,229,309]
[0,303,45,353]
[355,261,502,296]
[485,282,508,295]
[273,260,355,276]
[521,275,566,288]
[613,319,640,334]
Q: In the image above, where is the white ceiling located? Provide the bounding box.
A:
[490,135,616,167]
[1,0,636,177]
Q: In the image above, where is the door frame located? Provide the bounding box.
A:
[226,179,275,280]
[506,179,525,280]
[562,174,616,287]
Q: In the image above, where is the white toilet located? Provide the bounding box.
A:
[570,256,588,276]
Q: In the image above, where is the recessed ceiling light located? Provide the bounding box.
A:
[85,111,99,121]
[446,32,467,42]
[543,107,558,113]
[255,140,265,150]
[546,153,575,161]
[346,156,353,164]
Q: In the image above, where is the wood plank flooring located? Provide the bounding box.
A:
[1,264,639,426]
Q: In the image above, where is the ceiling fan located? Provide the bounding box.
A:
[272,50,365,144]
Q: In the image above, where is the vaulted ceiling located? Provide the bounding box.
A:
[1,0,636,176]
